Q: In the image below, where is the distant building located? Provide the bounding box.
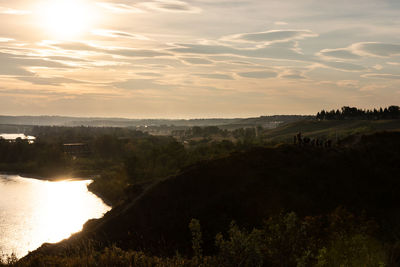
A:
[63,143,90,156]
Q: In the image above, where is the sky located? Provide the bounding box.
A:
[0,0,399,118]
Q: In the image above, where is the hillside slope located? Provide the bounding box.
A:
[29,131,400,258]
[262,119,400,142]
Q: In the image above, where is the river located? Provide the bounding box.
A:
[0,175,111,259]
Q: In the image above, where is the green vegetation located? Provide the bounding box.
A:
[0,137,69,177]
[1,112,400,266]
[317,105,400,120]
[0,126,259,205]
[261,119,400,143]
[1,130,395,266]
[3,210,391,266]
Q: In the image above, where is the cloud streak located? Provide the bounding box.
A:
[170,41,310,61]
[362,73,400,79]
[97,0,201,13]
[91,29,149,40]
[141,0,202,13]
[96,2,143,13]
[238,71,277,79]
[0,52,72,76]
[353,42,400,57]
[194,73,234,80]
[223,30,318,44]
[17,76,85,86]
[0,7,31,15]
[318,48,361,60]
[47,41,171,58]
[181,57,213,65]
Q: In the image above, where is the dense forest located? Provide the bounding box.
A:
[317,105,400,120]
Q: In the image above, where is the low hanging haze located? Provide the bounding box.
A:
[0,0,399,118]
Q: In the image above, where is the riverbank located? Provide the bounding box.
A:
[0,171,85,181]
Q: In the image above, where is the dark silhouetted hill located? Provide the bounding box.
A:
[28,131,400,258]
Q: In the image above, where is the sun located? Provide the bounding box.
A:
[37,0,95,39]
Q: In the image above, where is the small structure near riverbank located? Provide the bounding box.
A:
[63,143,90,156]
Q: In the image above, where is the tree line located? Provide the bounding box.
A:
[0,126,260,204]
[316,105,400,120]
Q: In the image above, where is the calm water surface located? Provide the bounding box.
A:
[0,175,111,258]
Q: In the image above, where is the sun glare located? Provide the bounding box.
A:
[38,0,96,39]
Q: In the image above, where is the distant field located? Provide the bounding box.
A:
[0,124,33,134]
[262,119,400,142]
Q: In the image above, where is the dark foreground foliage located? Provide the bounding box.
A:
[4,210,394,266]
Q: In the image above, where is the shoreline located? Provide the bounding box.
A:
[0,171,87,181]
[0,171,114,207]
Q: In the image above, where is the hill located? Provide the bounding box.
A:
[262,119,400,143]
[25,131,400,261]
[0,115,312,128]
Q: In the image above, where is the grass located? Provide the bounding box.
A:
[262,119,400,142]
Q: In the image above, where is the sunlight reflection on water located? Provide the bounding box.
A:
[0,175,111,258]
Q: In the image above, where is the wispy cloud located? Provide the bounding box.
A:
[91,29,149,40]
[141,0,201,13]
[181,57,213,65]
[47,41,171,58]
[0,7,31,15]
[0,51,72,76]
[280,73,307,80]
[194,73,234,80]
[274,21,288,26]
[170,41,309,61]
[353,42,400,57]
[113,79,175,90]
[322,42,400,59]
[0,37,14,42]
[108,48,171,58]
[237,71,277,79]
[96,2,143,13]
[97,0,201,14]
[360,84,387,92]
[17,75,84,86]
[318,48,361,60]
[362,73,400,79]
[320,61,366,72]
[222,30,318,44]
[336,80,360,88]
[136,72,164,77]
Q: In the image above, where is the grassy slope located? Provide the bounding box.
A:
[262,119,400,142]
